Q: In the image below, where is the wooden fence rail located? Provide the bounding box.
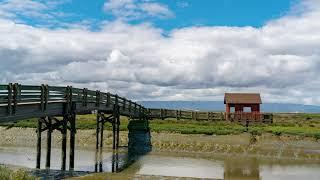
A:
[148,108,224,121]
[147,108,273,122]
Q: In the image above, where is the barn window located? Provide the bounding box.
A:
[244,107,251,112]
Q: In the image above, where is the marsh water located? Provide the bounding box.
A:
[0,145,320,179]
[0,126,320,179]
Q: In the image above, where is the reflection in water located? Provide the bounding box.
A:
[31,169,89,179]
[94,120,152,173]
[0,120,152,179]
[224,158,261,180]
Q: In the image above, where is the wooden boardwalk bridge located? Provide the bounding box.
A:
[0,83,149,171]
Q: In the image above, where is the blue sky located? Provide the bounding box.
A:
[17,0,299,30]
[1,0,320,105]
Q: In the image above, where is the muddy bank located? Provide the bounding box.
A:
[0,127,319,161]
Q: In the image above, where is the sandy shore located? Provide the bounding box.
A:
[0,127,319,160]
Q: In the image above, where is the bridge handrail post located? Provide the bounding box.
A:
[139,106,142,120]
[82,88,88,107]
[106,92,110,107]
[123,98,126,111]
[40,84,49,113]
[96,90,100,107]
[12,83,20,115]
[115,94,118,107]
[7,83,13,115]
[134,103,137,114]
[128,100,132,113]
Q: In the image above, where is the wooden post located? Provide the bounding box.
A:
[123,98,126,111]
[113,96,119,150]
[106,92,110,107]
[128,101,131,113]
[100,119,104,148]
[36,119,42,169]
[99,149,103,172]
[45,117,52,169]
[134,103,137,115]
[160,109,163,120]
[112,105,116,150]
[82,88,87,107]
[12,83,19,115]
[94,148,98,172]
[96,113,100,150]
[112,151,115,172]
[69,114,76,170]
[116,107,120,149]
[61,116,67,171]
[7,83,12,115]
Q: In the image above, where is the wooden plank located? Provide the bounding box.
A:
[48,86,66,92]
[20,85,41,91]
[0,85,8,91]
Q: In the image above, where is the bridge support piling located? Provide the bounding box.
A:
[69,113,76,170]
[112,105,120,150]
[36,118,42,169]
[112,119,116,150]
[35,115,76,171]
[45,117,52,169]
[95,111,114,173]
[116,112,120,149]
[99,148,103,172]
[61,116,67,171]
[96,113,100,150]
[100,120,104,148]
[94,148,98,172]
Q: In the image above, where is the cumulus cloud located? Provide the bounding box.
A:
[103,0,174,20]
[0,0,320,105]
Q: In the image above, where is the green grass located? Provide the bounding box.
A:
[1,113,320,138]
[0,166,36,180]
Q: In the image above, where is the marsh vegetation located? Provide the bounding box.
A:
[1,113,319,139]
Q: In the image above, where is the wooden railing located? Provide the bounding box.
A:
[226,112,273,123]
[148,109,273,123]
[0,83,148,123]
[148,108,224,121]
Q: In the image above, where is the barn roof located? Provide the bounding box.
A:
[224,93,262,104]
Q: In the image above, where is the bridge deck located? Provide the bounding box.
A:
[0,83,148,123]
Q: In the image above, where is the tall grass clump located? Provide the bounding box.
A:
[0,166,35,180]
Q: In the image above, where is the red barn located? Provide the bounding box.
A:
[224,93,262,122]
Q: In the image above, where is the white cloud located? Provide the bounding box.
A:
[0,0,320,105]
[103,0,174,20]
[0,0,48,19]
[0,0,72,26]
[140,2,174,18]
